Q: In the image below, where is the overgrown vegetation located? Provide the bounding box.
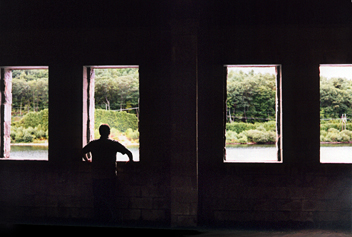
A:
[226,68,352,144]
[12,70,48,113]
[11,68,139,143]
[11,108,139,143]
[94,68,139,111]
[320,120,352,142]
[226,121,276,144]
[12,68,352,145]
[227,69,276,122]
[94,109,139,143]
[94,109,138,132]
[11,109,48,143]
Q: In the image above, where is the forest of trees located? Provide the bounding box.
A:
[11,68,140,114]
[227,70,276,122]
[11,68,140,143]
[226,69,352,144]
[320,76,352,119]
[10,68,352,144]
[12,70,48,115]
[94,68,139,112]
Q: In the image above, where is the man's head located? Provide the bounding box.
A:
[99,124,110,138]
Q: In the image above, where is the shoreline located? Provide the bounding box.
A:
[11,141,352,146]
[10,142,139,147]
[11,143,48,146]
[227,141,352,145]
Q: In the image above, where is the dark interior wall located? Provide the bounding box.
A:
[0,26,174,225]
[0,0,352,229]
[198,25,352,228]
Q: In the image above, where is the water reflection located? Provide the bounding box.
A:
[7,145,140,161]
[225,144,277,162]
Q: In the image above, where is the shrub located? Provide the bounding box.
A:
[320,135,325,142]
[255,125,266,132]
[226,121,276,134]
[95,109,138,132]
[15,132,24,142]
[126,128,139,140]
[245,130,267,143]
[320,130,327,137]
[23,131,34,142]
[18,109,48,131]
[243,129,276,144]
[109,127,121,140]
[340,133,350,142]
[327,128,339,133]
[226,130,237,143]
[226,122,256,134]
[35,129,46,139]
[10,126,47,143]
[262,121,276,132]
[94,129,100,139]
[326,132,341,142]
[268,131,276,143]
[340,130,352,140]
[237,133,248,144]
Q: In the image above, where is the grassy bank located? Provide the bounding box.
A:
[226,121,352,144]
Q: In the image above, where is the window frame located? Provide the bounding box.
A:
[83,65,140,162]
[0,66,49,161]
[224,64,282,163]
[319,64,352,164]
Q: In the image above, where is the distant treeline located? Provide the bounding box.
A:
[12,68,139,114]
[94,68,139,112]
[227,70,352,122]
[11,109,139,143]
[227,70,276,122]
[12,70,48,113]
[320,77,352,119]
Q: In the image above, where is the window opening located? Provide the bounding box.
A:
[320,64,352,163]
[0,67,48,161]
[83,66,139,162]
[225,65,282,163]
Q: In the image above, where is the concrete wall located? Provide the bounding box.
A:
[198,26,352,228]
[0,1,352,229]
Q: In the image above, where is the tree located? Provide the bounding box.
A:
[320,77,352,119]
[11,70,48,114]
[94,68,139,112]
[12,78,30,115]
[227,70,276,122]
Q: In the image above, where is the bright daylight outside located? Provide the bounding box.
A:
[93,67,139,162]
[225,65,281,163]
[9,68,48,160]
[320,65,352,163]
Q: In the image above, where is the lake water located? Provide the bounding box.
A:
[225,144,278,163]
[226,144,352,163]
[4,144,352,163]
[10,145,48,160]
[6,145,140,162]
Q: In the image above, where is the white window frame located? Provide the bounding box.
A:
[224,64,282,163]
[0,66,49,161]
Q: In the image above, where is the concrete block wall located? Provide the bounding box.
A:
[199,165,352,228]
[1,1,352,230]
[115,164,170,225]
[198,25,352,229]
[0,163,94,223]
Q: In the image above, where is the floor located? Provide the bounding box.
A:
[190,229,352,237]
[2,225,352,237]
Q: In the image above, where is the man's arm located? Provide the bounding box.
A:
[82,143,92,162]
[82,152,91,162]
[114,140,133,162]
[126,149,133,162]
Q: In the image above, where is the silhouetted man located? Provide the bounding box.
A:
[82,124,133,223]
